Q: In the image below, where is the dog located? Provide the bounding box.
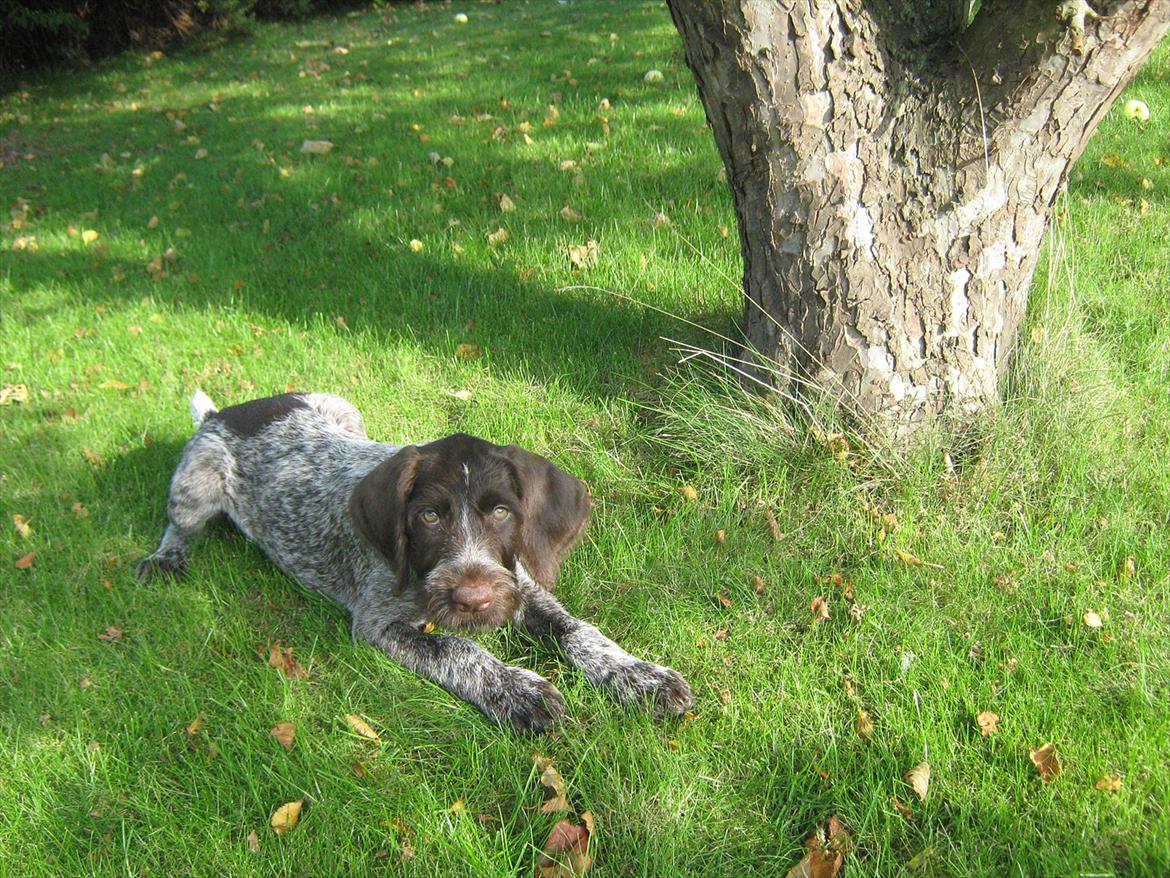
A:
[137,390,694,732]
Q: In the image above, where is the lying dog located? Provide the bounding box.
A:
[137,391,693,731]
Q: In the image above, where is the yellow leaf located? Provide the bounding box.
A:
[560,205,583,222]
[1095,775,1122,792]
[82,229,100,244]
[0,384,29,405]
[678,485,698,502]
[99,379,131,391]
[1082,610,1103,629]
[895,548,923,567]
[409,238,424,252]
[810,595,830,625]
[15,551,36,570]
[856,708,874,740]
[567,240,599,270]
[186,715,203,736]
[270,800,302,836]
[455,343,482,359]
[976,710,1000,737]
[904,761,930,802]
[13,514,32,539]
[344,713,380,742]
[486,227,509,247]
[498,194,516,212]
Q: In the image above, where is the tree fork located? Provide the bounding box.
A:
[667,0,1169,436]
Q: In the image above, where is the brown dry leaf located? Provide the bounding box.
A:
[714,591,732,610]
[678,485,698,502]
[567,240,599,270]
[1095,775,1122,792]
[498,194,516,212]
[1029,743,1062,783]
[904,761,930,802]
[82,447,106,466]
[98,626,123,642]
[1099,153,1128,168]
[891,796,913,820]
[810,596,830,625]
[186,715,203,736]
[270,800,303,836]
[301,139,334,155]
[537,814,593,878]
[753,575,766,596]
[534,754,570,813]
[15,551,36,570]
[764,506,782,540]
[455,343,482,359]
[785,814,852,878]
[1122,556,1136,579]
[270,722,296,751]
[719,688,732,705]
[560,205,583,222]
[856,708,874,740]
[650,211,671,228]
[345,713,380,742]
[13,514,32,538]
[714,529,727,544]
[486,227,510,247]
[72,501,90,517]
[977,711,1000,737]
[1082,610,1103,629]
[895,548,923,567]
[267,642,308,679]
[246,830,261,853]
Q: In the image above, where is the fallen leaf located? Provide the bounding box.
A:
[719,688,731,704]
[891,796,913,820]
[0,384,29,405]
[186,715,203,736]
[856,708,874,740]
[678,485,698,502]
[1122,556,1136,579]
[15,551,36,570]
[650,211,671,228]
[13,514,32,538]
[977,711,1000,737]
[455,343,482,359]
[764,507,782,540]
[904,761,930,802]
[895,548,923,567]
[486,227,510,247]
[1099,152,1128,168]
[98,626,123,642]
[811,596,830,625]
[270,800,303,836]
[785,814,852,878]
[498,194,516,212]
[301,139,334,155]
[1029,743,1061,783]
[267,642,308,679]
[82,447,106,466]
[345,713,380,742]
[560,205,583,221]
[714,529,727,544]
[714,591,732,610]
[270,722,296,751]
[409,238,424,252]
[1095,775,1122,792]
[1082,610,1103,629]
[247,830,261,852]
[534,754,570,813]
[72,501,90,517]
[753,575,766,596]
[99,379,131,391]
[537,814,593,877]
[81,229,100,244]
[567,240,599,270]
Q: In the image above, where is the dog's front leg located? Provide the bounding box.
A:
[355,618,564,733]
[515,581,695,718]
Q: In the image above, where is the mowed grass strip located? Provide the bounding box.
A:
[1,3,1168,876]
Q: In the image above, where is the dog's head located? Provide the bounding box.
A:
[349,434,590,631]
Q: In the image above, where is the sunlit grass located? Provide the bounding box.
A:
[1,3,1168,876]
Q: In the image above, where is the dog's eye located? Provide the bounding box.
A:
[491,505,511,520]
[420,509,440,525]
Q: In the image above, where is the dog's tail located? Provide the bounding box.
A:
[189,388,218,427]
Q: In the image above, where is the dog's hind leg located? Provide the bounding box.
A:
[136,432,232,581]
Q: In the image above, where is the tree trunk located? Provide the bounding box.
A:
[666,0,1169,436]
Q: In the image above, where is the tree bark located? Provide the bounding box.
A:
[666,0,1169,436]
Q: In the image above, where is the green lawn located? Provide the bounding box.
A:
[2,3,1168,875]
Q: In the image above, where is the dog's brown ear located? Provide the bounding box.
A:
[348,446,421,590]
[501,445,590,589]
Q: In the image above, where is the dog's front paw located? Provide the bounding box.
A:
[484,666,565,734]
[134,552,187,582]
[606,661,695,719]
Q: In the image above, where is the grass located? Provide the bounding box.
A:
[1,2,1168,875]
